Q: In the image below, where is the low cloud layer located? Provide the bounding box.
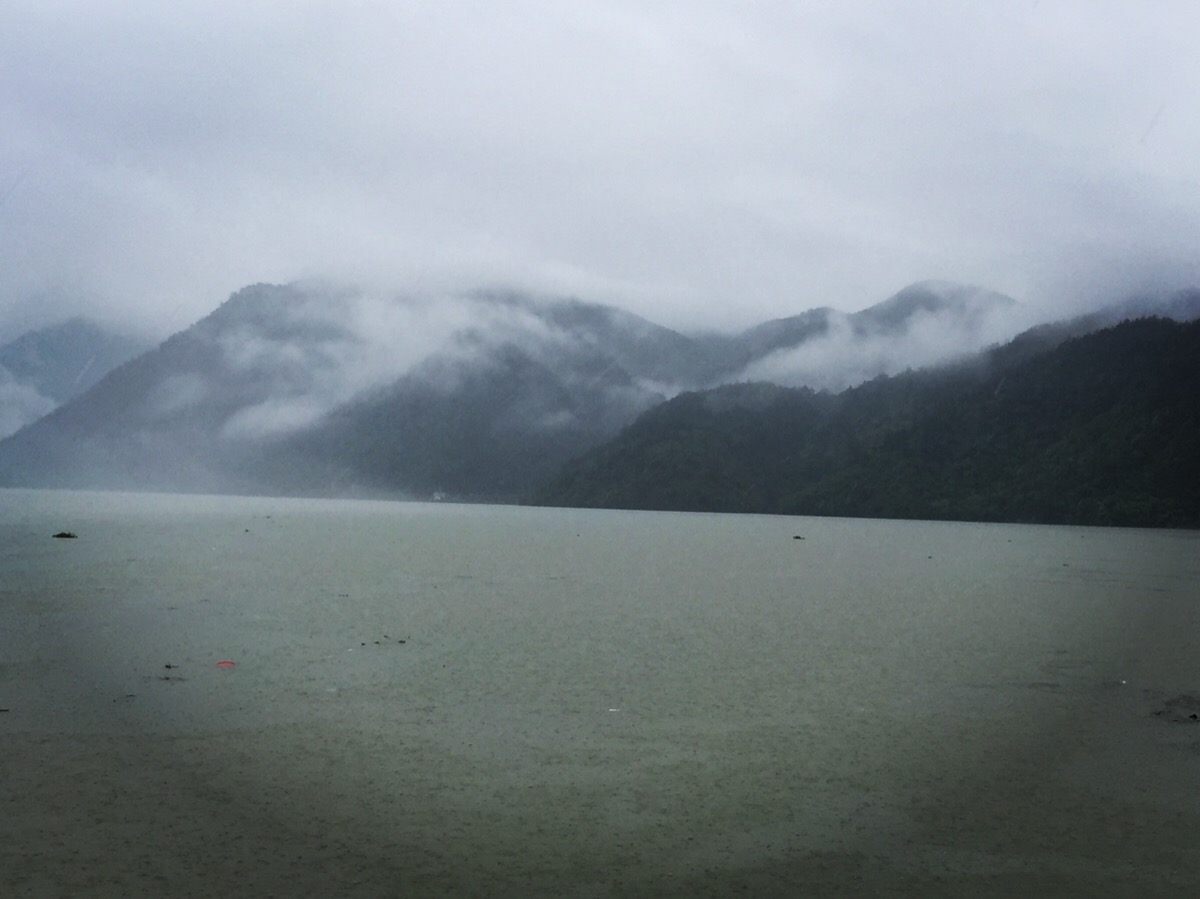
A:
[2,2,1199,339]
[187,285,660,444]
[736,285,1035,391]
[740,310,1011,393]
[0,369,56,439]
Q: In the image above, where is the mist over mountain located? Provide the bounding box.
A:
[714,281,1024,392]
[0,318,149,439]
[532,314,1200,528]
[0,279,1027,499]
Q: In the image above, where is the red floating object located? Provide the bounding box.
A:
[216,659,236,668]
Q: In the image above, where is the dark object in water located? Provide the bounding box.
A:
[52,531,77,539]
[1151,694,1200,723]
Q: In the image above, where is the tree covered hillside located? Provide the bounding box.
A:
[530,317,1200,528]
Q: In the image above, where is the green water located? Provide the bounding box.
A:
[3,489,1199,896]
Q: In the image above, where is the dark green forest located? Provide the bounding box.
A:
[530,317,1200,528]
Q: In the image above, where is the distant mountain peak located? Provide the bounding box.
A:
[0,317,149,439]
[6,278,1182,501]
[852,281,1018,333]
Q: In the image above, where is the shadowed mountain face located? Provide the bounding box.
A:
[0,318,149,439]
[0,278,1086,500]
[532,316,1200,528]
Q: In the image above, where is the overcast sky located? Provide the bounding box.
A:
[3,1,1199,338]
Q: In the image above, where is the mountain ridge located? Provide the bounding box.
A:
[531,316,1200,528]
[0,317,149,439]
[0,279,1192,514]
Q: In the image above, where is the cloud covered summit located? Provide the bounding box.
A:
[0,279,1024,498]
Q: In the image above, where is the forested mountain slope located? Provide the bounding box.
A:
[531,317,1200,528]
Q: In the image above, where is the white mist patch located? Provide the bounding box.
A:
[211,285,606,442]
[0,371,56,439]
[214,290,470,440]
[220,331,316,379]
[339,293,479,386]
[738,300,1025,392]
[143,373,209,418]
[221,397,331,441]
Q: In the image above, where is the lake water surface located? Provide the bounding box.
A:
[2,489,1199,896]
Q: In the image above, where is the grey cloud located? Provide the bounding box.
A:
[2,1,1198,337]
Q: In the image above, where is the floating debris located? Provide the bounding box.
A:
[1151,694,1200,723]
[361,634,408,646]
